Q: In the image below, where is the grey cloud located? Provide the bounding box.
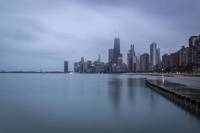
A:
[0,0,200,71]
[0,16,46,40]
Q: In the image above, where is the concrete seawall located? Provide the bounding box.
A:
[145,79,200,116]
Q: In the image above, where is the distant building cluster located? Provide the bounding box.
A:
[72,36,161,73]
[162,35,200,73]
[74,56,105,73]
[73,37,128,73]
[64,61,68,73]
[67,34,200,73]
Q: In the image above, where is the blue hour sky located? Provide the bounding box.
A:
[0,0,200,71]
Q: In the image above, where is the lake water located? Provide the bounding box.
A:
[0,74,200,133]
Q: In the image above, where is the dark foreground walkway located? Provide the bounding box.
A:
[146,79,200,117]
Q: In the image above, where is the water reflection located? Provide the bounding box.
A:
[127,78,135,101]
[108,77,149,111]
[1,74,200,133]
[161,74,165,85]
[108,76,122,111]
[149,88,158,109]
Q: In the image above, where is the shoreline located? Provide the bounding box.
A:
[0,72,200,77]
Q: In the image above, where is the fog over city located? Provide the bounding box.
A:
[0,0,200,71]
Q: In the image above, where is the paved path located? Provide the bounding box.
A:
[146,75,200,89]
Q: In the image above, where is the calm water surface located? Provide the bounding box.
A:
[0,74,200,133]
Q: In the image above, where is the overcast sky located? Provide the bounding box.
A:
[0,0,200,71]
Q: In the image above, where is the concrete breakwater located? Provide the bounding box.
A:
[145,79,200,116]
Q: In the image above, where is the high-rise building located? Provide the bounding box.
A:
[169,52,179,72]
[64,61,68,73]
[98,54,101,63]
[113,37,120,63]
[162,54,170,70]
[162,52,179,72]
[150,42,157,68]
[127,44,137,72]
[156,48,160,65]
[95,63,105,73]
[188,35,200,70]
[108,49,114,63]
[188,36,198,66]
[80,57,84,73]
[189,36,198,47]
[140,53,149,72]
[136,54,140,72]
[74,62,79,72]
[117,55,123,65]
[195,35,200,70]
[87,60,92,68]
[179,46,189,67]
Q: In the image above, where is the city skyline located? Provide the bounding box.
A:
[1,34,199,72]
[1,0,200,71]
[73,34,200,73]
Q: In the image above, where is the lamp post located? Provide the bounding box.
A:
[161,65,165,85]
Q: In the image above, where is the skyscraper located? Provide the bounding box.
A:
[108,49,114,63]
[140,53,149,72]
[98,54,101,63]
[188,35,200,67]
[179,46,189,67]
[80,57,84,73]
[74,62,79,72]
[113,37,120,63]
[150,42,157,68]
[156,48,160,65]
[127,44,136,72]
[64,61,68,73]
[136,54,140,72]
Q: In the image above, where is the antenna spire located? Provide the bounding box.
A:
[114,31,119,38]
